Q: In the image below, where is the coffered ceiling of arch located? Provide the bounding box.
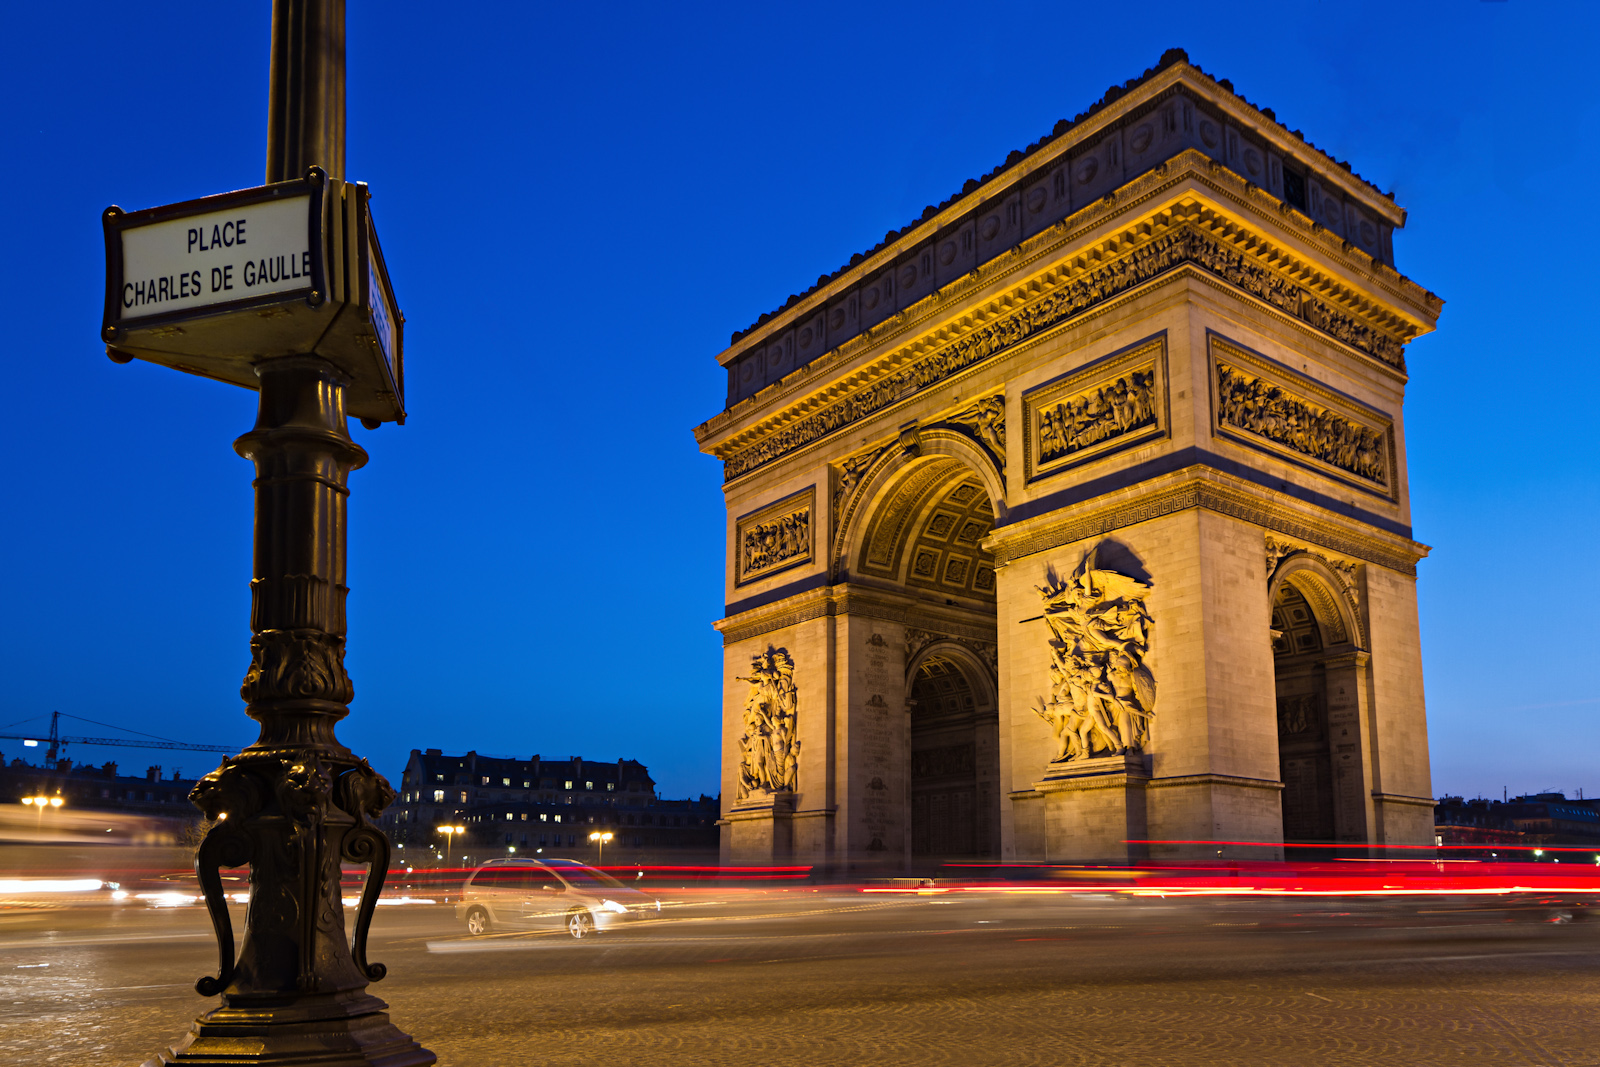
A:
[858,459,961,579]
[1271,583,1323,658]
[910,655,984,721]
[697,153,1441,486]
[861,473,996,601]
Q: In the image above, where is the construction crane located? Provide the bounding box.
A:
[0,711,235,763]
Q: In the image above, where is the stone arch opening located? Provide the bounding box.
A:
[1268,558,1363,848]
[906,643,1000,859]
[844,452,1001,865]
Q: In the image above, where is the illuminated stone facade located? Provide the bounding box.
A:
[695,51,1440,867]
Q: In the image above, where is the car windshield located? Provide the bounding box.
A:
[548,864,626,890]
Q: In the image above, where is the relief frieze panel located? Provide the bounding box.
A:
[1039,371,1156,460]
[1211,336,1394,498]
[1277,692,1322,736]
[1023,336,1167,482]
[735,487,814,586]
[720,223,1406,482]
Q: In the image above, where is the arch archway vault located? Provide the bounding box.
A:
[700,58,1439,869]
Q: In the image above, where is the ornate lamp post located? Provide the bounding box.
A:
[114,3,435,1064]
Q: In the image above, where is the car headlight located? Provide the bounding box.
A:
[599,899,629,914]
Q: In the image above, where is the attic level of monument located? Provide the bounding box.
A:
[699,172,1438,486]
[727,49,1403,349]
[709,53,1440,415]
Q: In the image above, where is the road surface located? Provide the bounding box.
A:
[1,889,1596,1065]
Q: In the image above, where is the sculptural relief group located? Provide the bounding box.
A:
[1033,549,1158,762]
[1216,363,1387,486]
[735,647,801,800]
[1036,369,1157,463]
[740,508,811,579]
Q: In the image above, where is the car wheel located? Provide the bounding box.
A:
[566,908,594,939]
[465,907,492,936]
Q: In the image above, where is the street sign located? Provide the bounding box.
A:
[115,187,321,321]
[102,167,405,425]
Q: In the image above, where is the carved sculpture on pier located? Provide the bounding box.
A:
[1033,548,1157,761]
[736,646,801,799]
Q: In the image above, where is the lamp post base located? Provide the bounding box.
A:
[146,992,434,1066]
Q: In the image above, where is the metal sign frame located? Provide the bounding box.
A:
[101,168,328,345]
[357,188,404,417]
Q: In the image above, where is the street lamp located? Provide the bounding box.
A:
[98,4,429,1062]
[588,831,613,866]
[436,825,467,868]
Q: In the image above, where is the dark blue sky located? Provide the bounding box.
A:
[1,1,1594,801]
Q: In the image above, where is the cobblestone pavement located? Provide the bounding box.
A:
[2,892,1597,1066]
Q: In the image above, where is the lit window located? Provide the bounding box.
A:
[585,781,593,790]
[506,812,513,820]
[523,780,531,788]
[502,778,510,786]
[432,790,444,803]
[459,791,467,803]
[606,783,615,791]
[481,777,490,786]
[435,774,443,782]
[554,815,562,823]
[564,780,573,789]
[540,814,548,822]
[521,813,528,821]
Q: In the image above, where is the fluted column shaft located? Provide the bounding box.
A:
[267,0,346,184]
[234,357,366,753]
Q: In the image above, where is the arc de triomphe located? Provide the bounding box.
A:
[694,51,1440,867]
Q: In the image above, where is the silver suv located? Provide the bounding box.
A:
[454,858,660,938]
